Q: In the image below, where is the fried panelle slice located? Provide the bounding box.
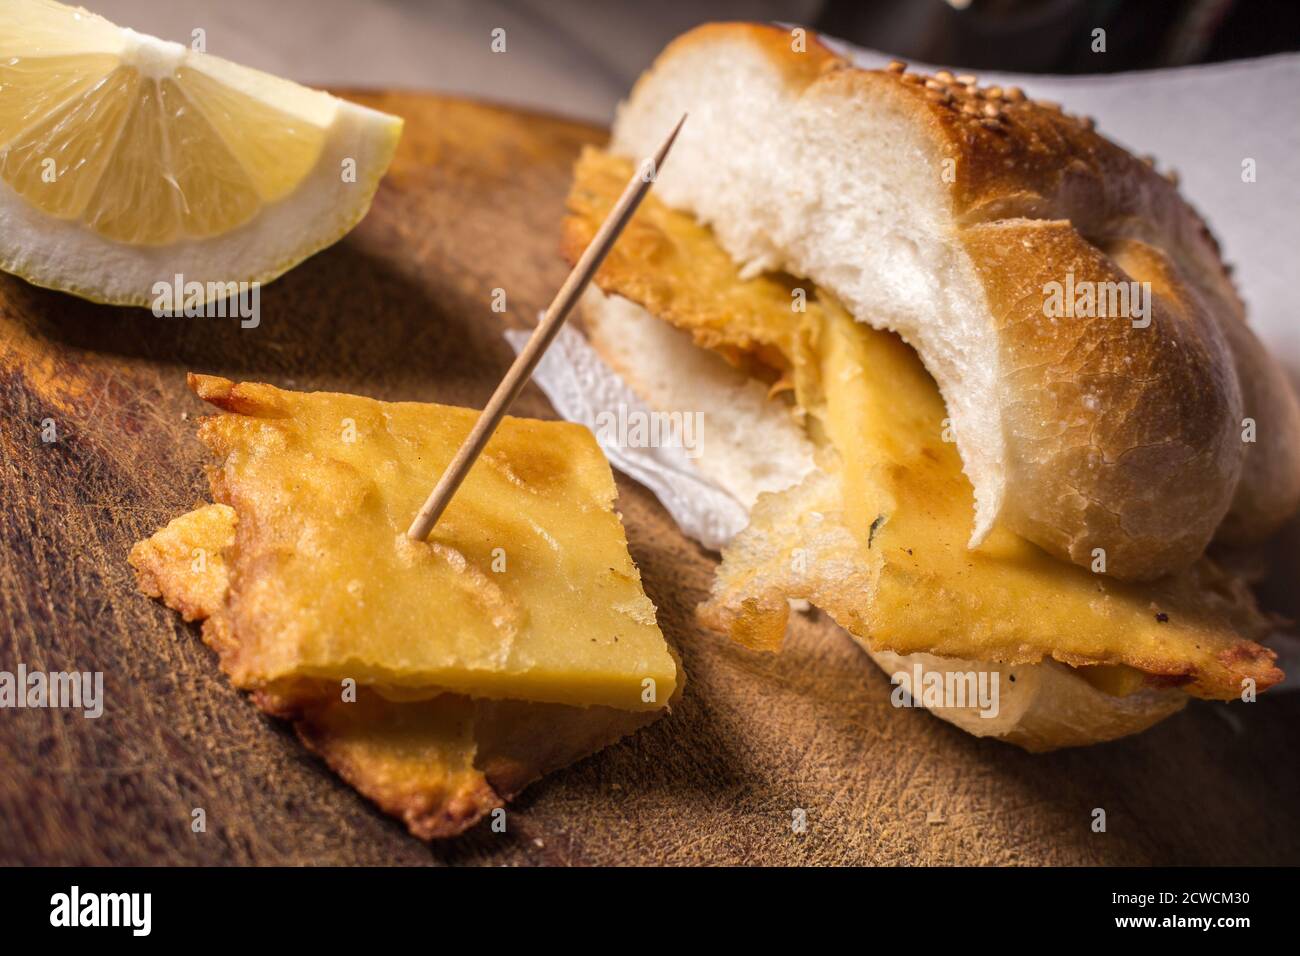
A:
[190,373,676,711]
[699,305,1281,700]
[130,506,665,839]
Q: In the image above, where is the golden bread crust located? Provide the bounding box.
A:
[961,222,1241,577]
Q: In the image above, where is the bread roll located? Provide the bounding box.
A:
[866,649,1187,753]
[607,22,1300,580]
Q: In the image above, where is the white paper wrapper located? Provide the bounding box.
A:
[505,325,748,550]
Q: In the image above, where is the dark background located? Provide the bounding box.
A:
[817,0,1300,73]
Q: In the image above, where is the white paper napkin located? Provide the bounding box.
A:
[504,326,749,550]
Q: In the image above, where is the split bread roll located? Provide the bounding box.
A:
[606,22,1300,582]
[581,286,1197,751]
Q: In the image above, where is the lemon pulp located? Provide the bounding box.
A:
[0,2,335,245]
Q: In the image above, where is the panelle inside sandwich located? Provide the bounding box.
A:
[563,23,1300,750]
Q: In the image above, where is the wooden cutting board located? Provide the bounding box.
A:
[2,91,1297,866]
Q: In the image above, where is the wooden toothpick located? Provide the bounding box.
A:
[406,113,687,541]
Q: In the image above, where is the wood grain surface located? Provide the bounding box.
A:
[1,91,1297,866]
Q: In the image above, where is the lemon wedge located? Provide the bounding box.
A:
[0,0,403,306]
